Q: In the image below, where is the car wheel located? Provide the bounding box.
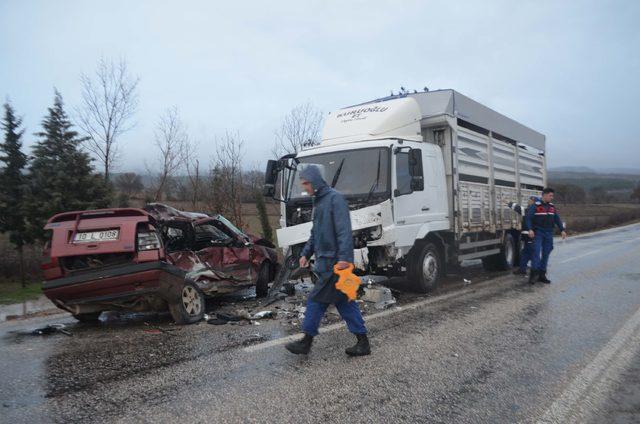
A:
[169,281,205,325]
[255,262,271,298]
[73,312,102,323]
[407,242,442,293]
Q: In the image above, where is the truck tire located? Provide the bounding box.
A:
[482,233,516,271]
[255,262,271,298]
[73,312,102,323]
[169,281,205,325]
[407,242,442,293]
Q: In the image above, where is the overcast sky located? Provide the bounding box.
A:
[1,0,639,172]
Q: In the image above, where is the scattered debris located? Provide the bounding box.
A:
[282,282,296,296]
[263,292,287,306]
[215,312,243,322]
[360,285,396,309]
[31,323,72,336]
[327,305,340,316]
[241,333,267,346]
[250,310,275,320]
[207,318,228,325]
[294,305,306,320]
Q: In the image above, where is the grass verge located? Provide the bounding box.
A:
[0,281,43,305]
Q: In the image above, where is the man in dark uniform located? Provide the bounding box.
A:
[525,188,567,284]
[285,164,370,356]
[508,196,538,275]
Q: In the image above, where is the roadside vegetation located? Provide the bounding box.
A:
[0,281,42,305]
[0,57,321,303]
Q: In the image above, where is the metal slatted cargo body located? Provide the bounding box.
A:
[409,90,545,237]
[265,89,546,292]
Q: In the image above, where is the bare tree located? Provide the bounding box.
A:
[76,57,139,182]
[149,107,187,201]
[184,139,203,209]
[204,164,225,215]
[272,102,323,158]
[244,165,265,198]
[212,131,245,227]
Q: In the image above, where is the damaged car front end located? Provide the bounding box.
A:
[41,204,279,324]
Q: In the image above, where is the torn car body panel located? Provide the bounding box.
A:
[41,204,279,322]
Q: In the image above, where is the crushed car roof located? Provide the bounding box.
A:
[144,203,211,222]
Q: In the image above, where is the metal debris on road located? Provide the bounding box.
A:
[30,323,72,337]
[250,310,275,320]
[361,285,396,309]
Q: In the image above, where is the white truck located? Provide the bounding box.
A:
[263,89,546,292]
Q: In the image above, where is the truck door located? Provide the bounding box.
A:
[393,144,447,244]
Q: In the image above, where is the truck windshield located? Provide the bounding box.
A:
[290,147,390,200]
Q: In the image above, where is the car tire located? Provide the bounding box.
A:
[255,262,271,298]
[482,233,516,271]
[407,242,442,293]
[73,312,102,323]
[168,281,205,325]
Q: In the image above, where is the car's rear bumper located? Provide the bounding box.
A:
[43,261,187,314]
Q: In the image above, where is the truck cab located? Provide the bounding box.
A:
[265,90,546,292]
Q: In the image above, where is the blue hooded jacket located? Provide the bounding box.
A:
[299,164,354,303]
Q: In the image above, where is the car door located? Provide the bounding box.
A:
[192,218,253,283]
[211,217,254,283]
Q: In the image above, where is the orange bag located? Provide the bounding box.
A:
[333,263,360,301]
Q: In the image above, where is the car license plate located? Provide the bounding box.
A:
[73,229,119,243]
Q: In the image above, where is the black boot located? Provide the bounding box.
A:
[513,268,527,276]
[538,271,552,284]
[345,334,371,356]
[285,334,313,355]
[528,270,538,285]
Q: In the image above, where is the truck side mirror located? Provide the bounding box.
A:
[263,160,279,197]
[409,149,424,191]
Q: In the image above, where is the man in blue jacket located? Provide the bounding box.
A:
[525,188,567,284]
[285,164,370,356]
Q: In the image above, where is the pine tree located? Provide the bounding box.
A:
[0,101,29,286]
[255,191,273,243]
[24,90,110,242]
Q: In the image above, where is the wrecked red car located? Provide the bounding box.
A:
[41,203,279,324]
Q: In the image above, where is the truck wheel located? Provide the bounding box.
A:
[482,234,516,271]
[407,242,442,293]
[73,312,102,323]
[169,281,205,325]
[255,262,271,298]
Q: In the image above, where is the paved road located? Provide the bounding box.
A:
[1,223,640,423]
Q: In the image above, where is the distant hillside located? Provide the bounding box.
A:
[548,168,639,202]
[549,166,596,174]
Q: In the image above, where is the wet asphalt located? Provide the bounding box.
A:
[1,223,640,423]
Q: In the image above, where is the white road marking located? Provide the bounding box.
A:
[559,248,603,263]
[243,276,510,353]
[565,221,640,241]
[559,237,639,263]
[537,306,640,424]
